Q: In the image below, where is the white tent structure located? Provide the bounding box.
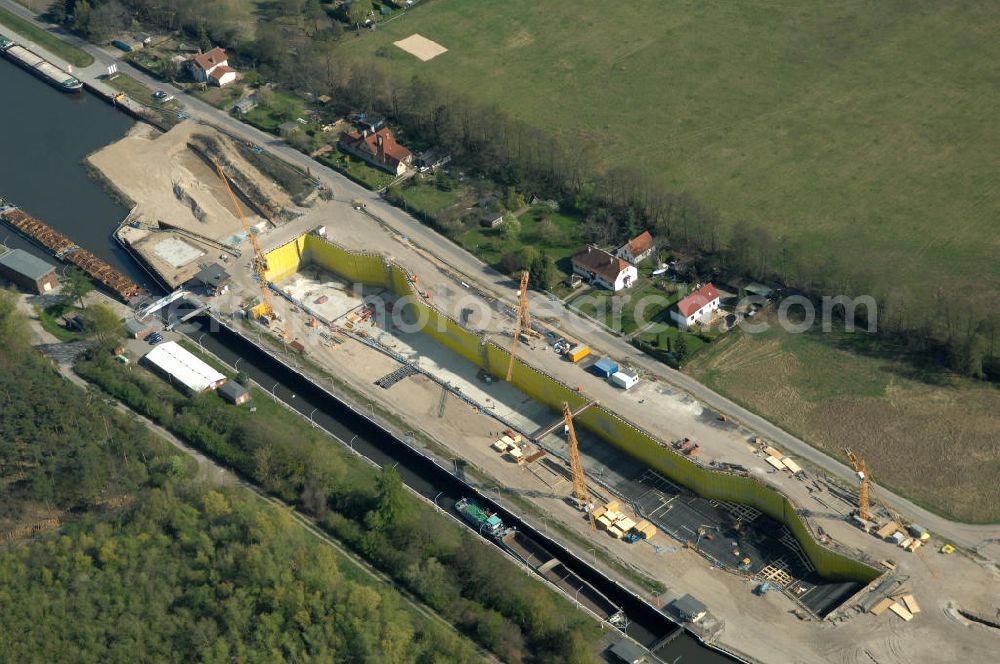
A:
[143,341,226,393]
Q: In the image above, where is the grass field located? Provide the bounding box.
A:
[0,5,93,67]
[686,310,1000,522]
[339,0,1000,300]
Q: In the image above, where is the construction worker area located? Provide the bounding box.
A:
[202,205,1000,663]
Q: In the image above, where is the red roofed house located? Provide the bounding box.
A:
[338,127,414,175]
[671,283,721,328]
[185,47,237,87]
[617,230,655,265]
[571,245,638,292]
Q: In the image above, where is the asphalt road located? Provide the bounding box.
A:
[2,0,996,548]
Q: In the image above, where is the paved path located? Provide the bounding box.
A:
[2,0,996,547]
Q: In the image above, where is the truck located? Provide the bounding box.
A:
[455,498,505,538]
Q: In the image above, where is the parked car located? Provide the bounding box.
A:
[147,333,164,344]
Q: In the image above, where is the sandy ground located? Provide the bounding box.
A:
[89,122,297,287]
[204,201,1000,663]
[394,34,448,61]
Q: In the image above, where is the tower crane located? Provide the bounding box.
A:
[845,448,939,577]
[211,159,274,320]
[563,402,596,530]
[844,448,869,521]
[506,271,539,382]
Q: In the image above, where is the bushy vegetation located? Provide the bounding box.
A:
[0,291,482,662]
[76,351,602,663]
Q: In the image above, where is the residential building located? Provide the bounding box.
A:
[616,230,655,265]
[219,381,251,405]
[0,248,58,294]
[142,341,227,393]
[670,283,721,328]
[338,127,414,175]
[185,47,237,86]
[570,245,637,291]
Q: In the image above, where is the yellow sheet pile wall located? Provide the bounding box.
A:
[264,234,881,584]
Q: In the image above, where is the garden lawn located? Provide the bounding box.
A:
[338,0,1000,300]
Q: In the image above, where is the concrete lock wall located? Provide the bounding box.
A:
[264,235,881,584]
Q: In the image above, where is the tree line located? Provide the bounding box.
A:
[0,292,485,663]
[75,350,604,664]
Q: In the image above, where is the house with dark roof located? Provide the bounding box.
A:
[190,263,231,296]
[671,283,720,328]
[571,245,637,292]
[338,127,414,175]
[616,230,655,265]
[0,248,58,294]
[479,211,505,228]
[185,47,237,86]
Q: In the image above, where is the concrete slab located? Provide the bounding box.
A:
[152,237,204,268]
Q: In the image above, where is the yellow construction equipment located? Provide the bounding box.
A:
[563,402,596,530]
[211,159,274,320]
[506,271,539,381]
[844,448,870,522]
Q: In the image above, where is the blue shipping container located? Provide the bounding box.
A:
[593,358,619,377]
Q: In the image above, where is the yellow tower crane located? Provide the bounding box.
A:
[844,448,870,522]
[506,271,539,382]
[211,159,274,320]
[563,401,596,530]
[846,449,939,578]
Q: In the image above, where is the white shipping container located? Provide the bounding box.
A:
[610,371,639,390]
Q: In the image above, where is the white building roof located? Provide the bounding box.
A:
[144,341,226,392]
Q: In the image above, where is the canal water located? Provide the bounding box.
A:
[0,57,153,289]
[0,56,737,663]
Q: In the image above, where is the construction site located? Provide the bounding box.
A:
[174,195,1000,663]
[88,121,318,289]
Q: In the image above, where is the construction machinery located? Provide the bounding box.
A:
[844,448,870,521]
[211,158,274,320]
[563,401,596,530]
[506,271,540,381]
[845,449,940,577]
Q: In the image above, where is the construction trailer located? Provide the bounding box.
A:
[592,357,619,378]
[610,370,639,390]
[567,344,590,363]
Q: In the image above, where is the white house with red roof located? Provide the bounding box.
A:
[671,283,721,328]
[338,127,414,175]
[185,47,237,87]
[571,246,638,291]
[616,230,655,265]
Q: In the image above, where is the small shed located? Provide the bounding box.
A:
[610,371,639,390]
[0,248,58,294]
[219,380,251,405]
[233,95,258,115]
[124,318,158,340]
[608,639,648,664]
[670,594,707,623]
[592,357,619,378]
[479,211,505,228]
[191,263,231,296]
